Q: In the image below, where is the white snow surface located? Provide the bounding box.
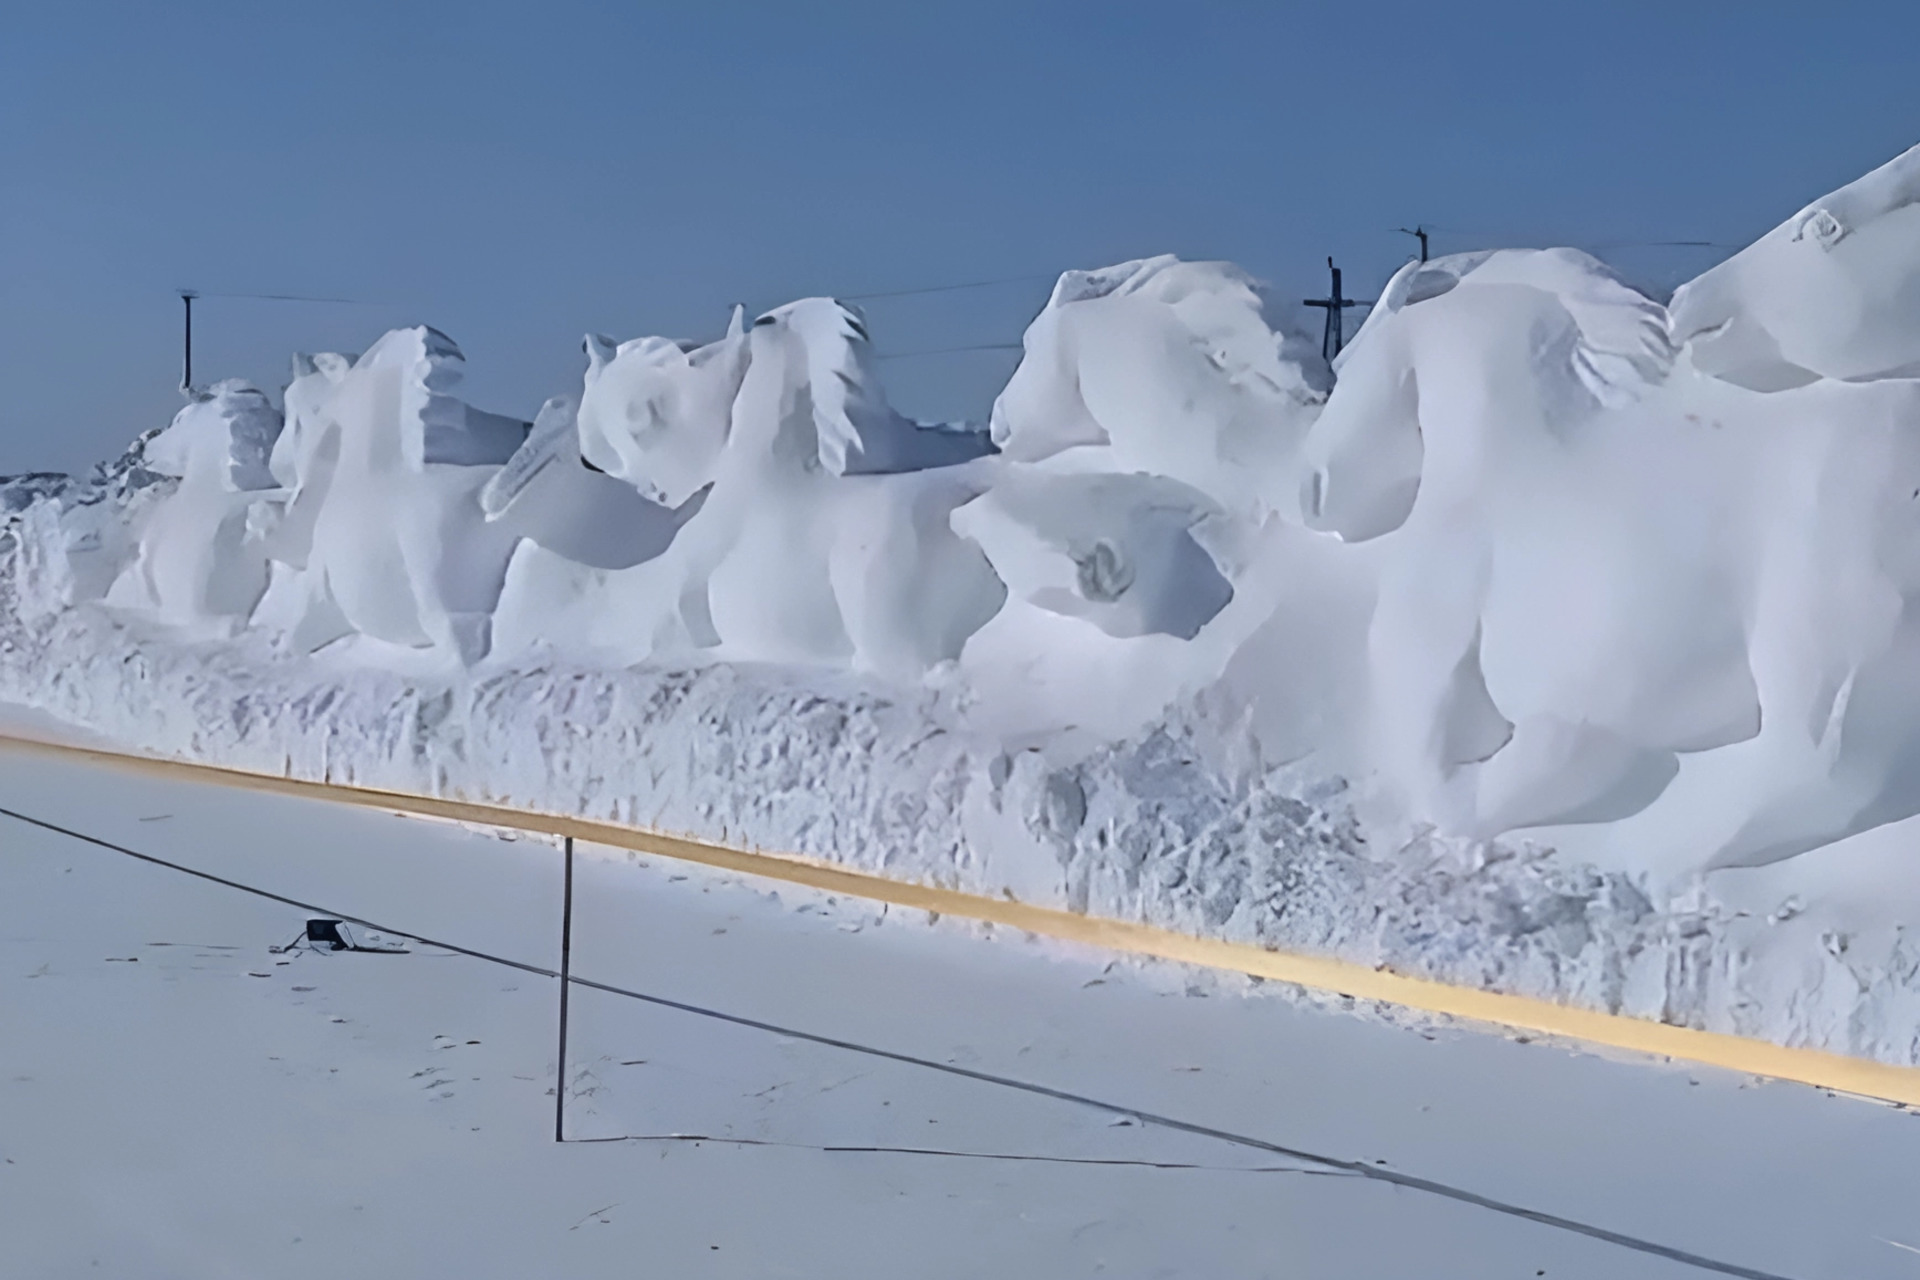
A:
[8,147,1920,1063]
[18,747,1919,1278]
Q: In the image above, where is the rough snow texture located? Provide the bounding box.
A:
[8,147,1920,1064]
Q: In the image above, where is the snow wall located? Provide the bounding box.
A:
[7,146,1920,1065]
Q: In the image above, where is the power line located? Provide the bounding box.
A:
[192,290,383,305]
[173,288,388,393]
[842,273,1056,303]
[1,802,1800,1280]
[1586,239,1740,251]
[874,342,1024,360]
[1415,225,1741,253]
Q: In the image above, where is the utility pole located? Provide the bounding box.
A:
[179,290,198,392]
[1397,226,1430,262]
[555,834,574,1142]
[1303,258,1373,362]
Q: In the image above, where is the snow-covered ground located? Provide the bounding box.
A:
[4,742,1919,1278]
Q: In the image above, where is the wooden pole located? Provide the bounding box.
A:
[1304,259,1374,362]
[1328,261,1346,359]
[555,834,574,1142]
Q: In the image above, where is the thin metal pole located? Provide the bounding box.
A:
[180,291,197,391]
[555,834,574,1142]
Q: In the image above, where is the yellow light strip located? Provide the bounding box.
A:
[7,730,1918,1107]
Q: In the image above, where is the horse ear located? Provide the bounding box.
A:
[838,301,871,345]
[584,333,616,375]
[725,304,745,339]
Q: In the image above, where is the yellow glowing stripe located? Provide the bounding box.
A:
[6,730,1919,1108]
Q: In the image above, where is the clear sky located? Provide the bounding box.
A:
[3,0,1917,474]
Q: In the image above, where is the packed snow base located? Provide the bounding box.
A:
[8,147,1920,1064]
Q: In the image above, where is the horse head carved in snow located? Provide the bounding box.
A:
[1301,248,1672,546]
[1670,141,1920,389]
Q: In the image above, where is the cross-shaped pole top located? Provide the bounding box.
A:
[1303,258,1374,362]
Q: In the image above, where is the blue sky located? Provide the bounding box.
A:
[3,0,1917,473]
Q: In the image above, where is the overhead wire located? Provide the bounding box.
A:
[1414,225,1742,253]
[854,229,1739,359]
[179,231,1735,371]
[180,227,1741,353]
[874,342,1024,360]
[841,272,1057,302]
[188,291,384,306]
[841,272,1052,360]
[2,802,1799,1280]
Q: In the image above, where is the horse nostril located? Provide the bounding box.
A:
[1306,469,1326,520]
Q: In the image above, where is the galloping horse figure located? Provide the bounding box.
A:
[1303,205,1920,877]
[251,327,527,664]
[1298,248,1755,844]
